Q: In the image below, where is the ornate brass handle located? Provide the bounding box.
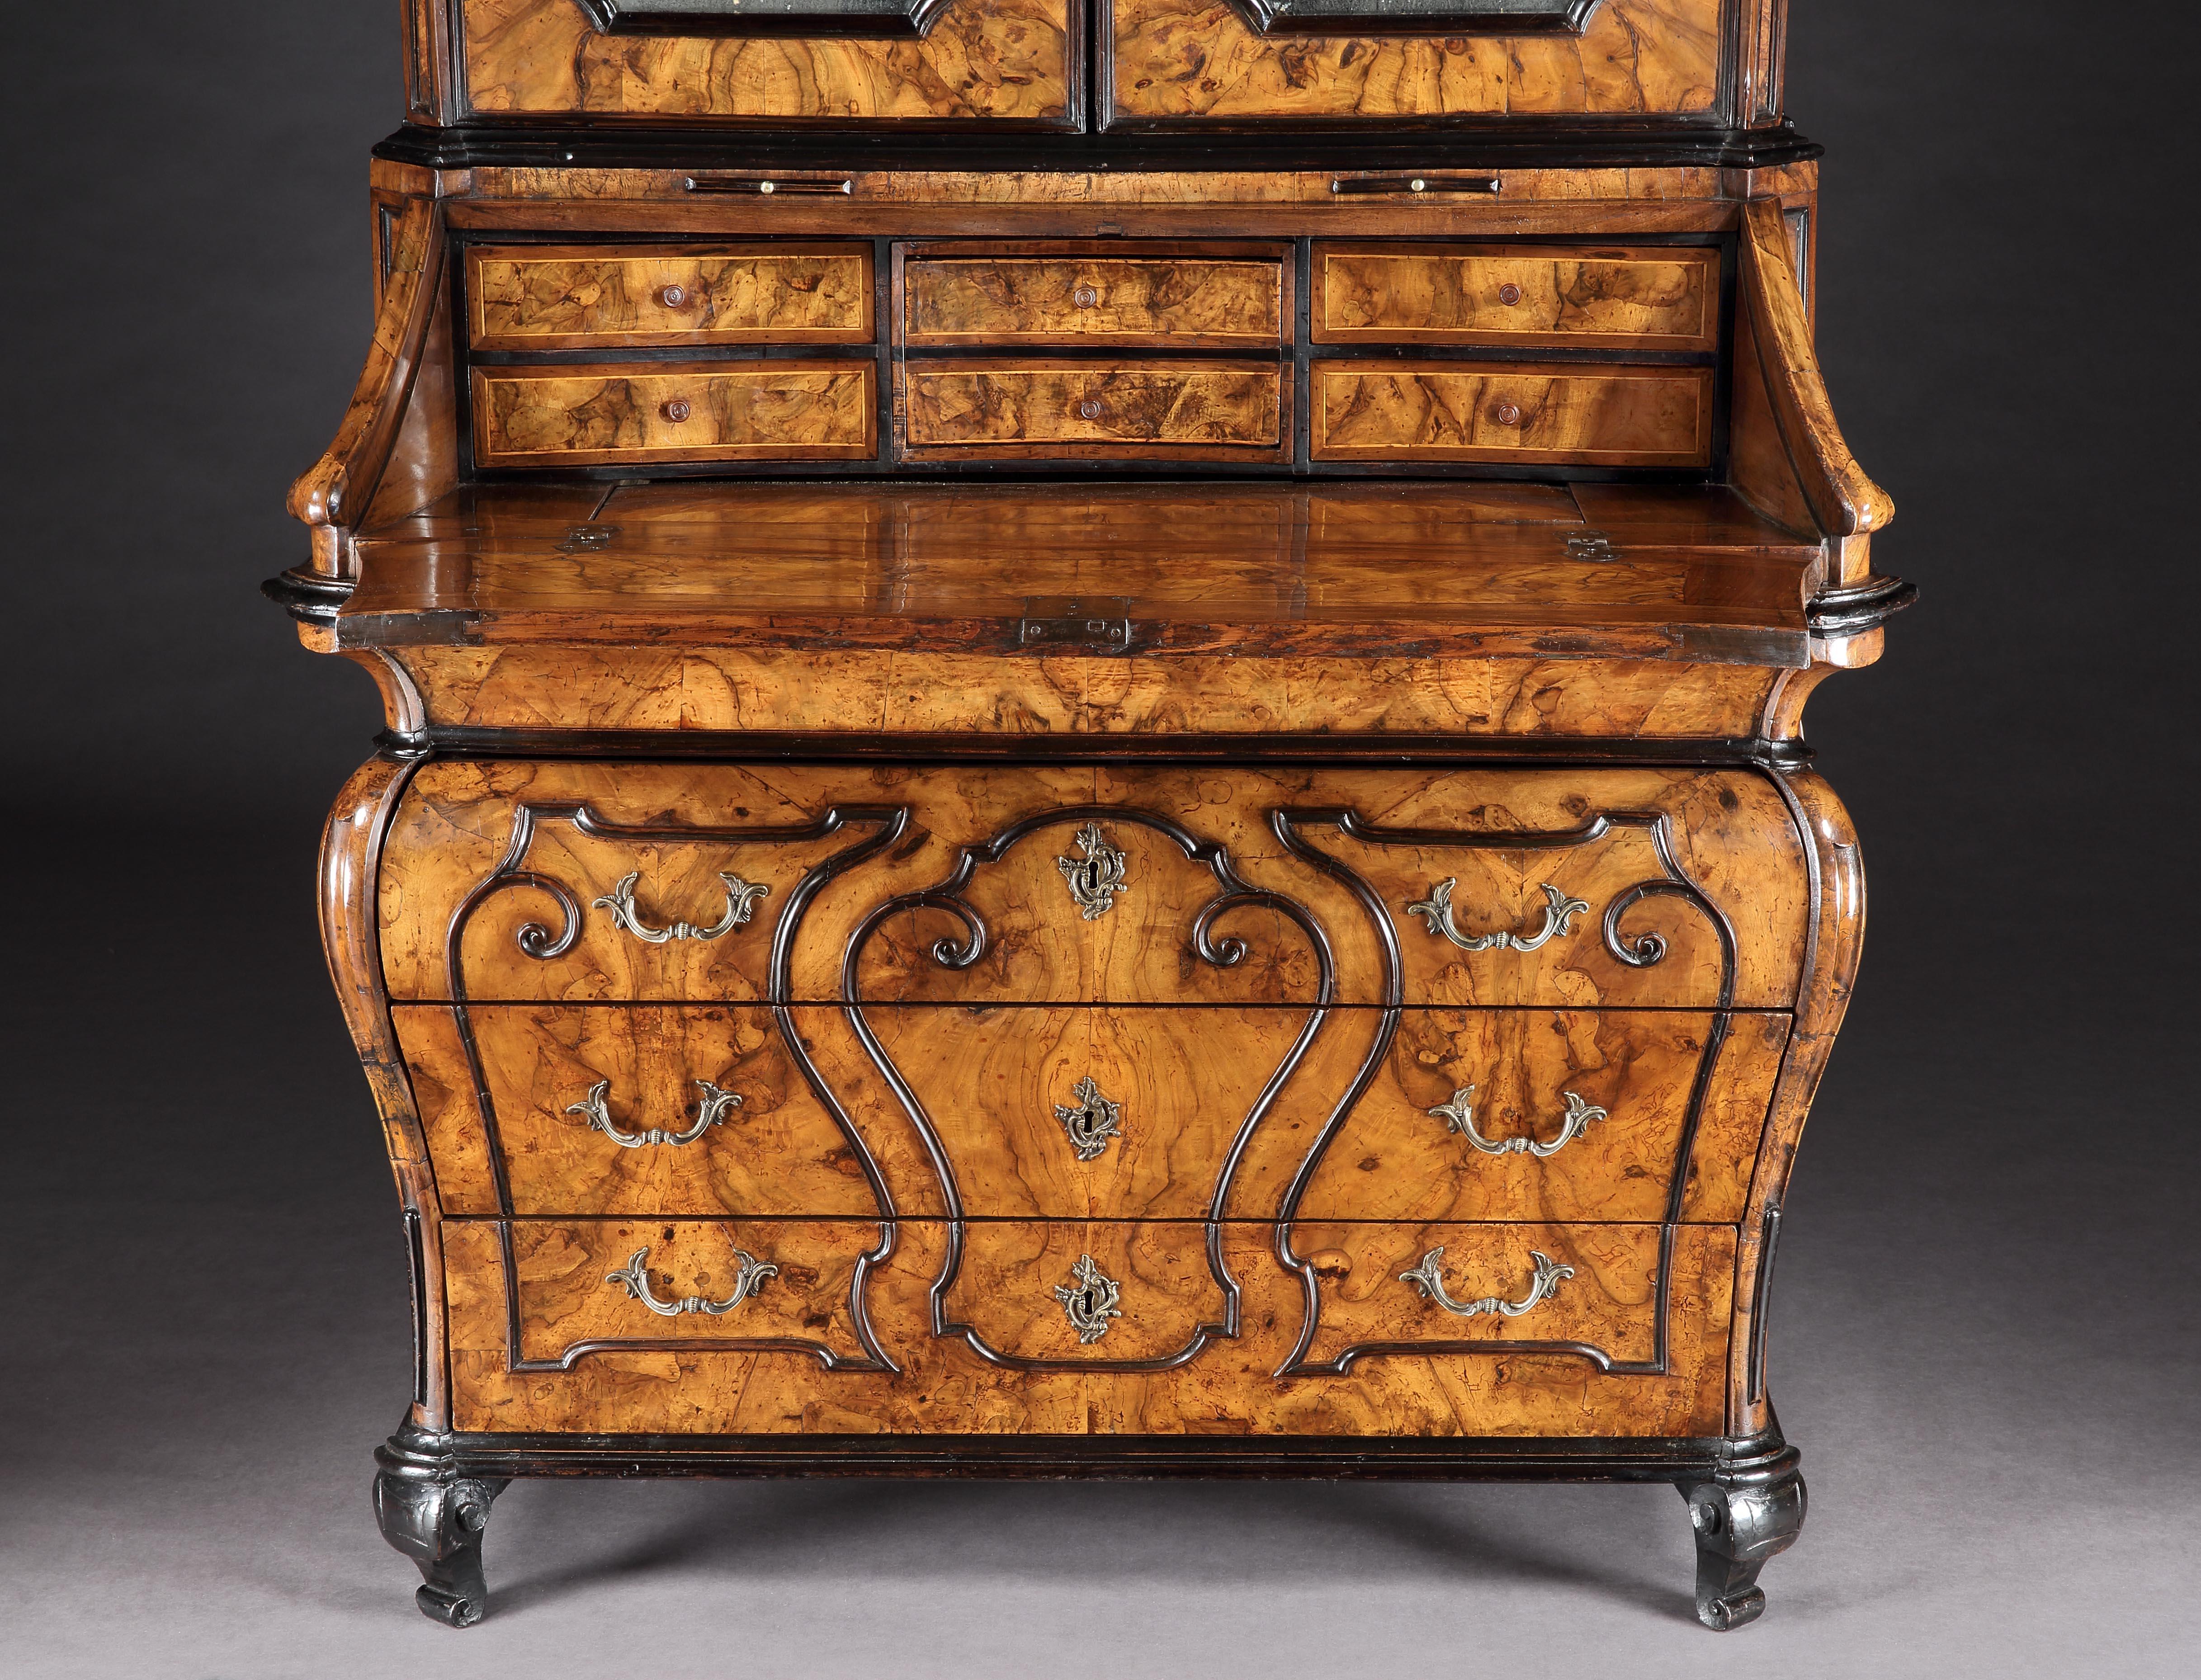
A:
[592,870,769,944]
[1056,823,1129,920]
[605,1246,776,1317]
[1403,880,1590,953]
[565,1079,741,1149]
[1426,1086,1605,1159]
[1053,1254,1123,1345]
[1398,1246,1574,1319]
[1053,1075,1124,1161]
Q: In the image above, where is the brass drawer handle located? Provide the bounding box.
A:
[566,1079,742,1149]
[1057,822,1129,920]
[593,870,769,944]
[1053,1075,1124,1161]
[1404,880,1590,953]
[1053,1254,1123,1345]
[605,1246,777,1317]
[1427,1086,1606,1159]
[1399,1246,1573,1320]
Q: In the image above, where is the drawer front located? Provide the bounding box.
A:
[394,1005,881,1218]
[1314,245,1719,352]
[383,764,1808,1011]
[468,244,874,351]
[1285,1222,1678,1376]
[493,1219,891,1371]
[1293,1010,1790,1226]
[1313,363,1713,466]
[901,362,1284,456]
[472,362,875,467]
[903,255,1285,348]
[855,1005,1318,1219]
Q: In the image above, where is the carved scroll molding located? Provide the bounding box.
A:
[1269,806,1738,1379]
[842,806,1336,1373]
[444,801,912,1376]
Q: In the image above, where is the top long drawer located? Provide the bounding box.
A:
[467,244,874,350]
[902,250,1288,348]
[378,763,1810,1010]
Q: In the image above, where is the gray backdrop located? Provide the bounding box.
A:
[4,3,2194,1675]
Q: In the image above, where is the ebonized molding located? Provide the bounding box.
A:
[579,0,956,38]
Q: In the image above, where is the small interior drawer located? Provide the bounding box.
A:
[901,361,1284,457]
[902,251,1286,348]
[1312,363,1714,467]
[1314,244,1719,352]
[467,244,874,350]
[472,361,876,467]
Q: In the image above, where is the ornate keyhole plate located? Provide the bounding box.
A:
[1056,822,1129,920]
[1053,1254,1124,1345]
[1053,1075,1124,1161]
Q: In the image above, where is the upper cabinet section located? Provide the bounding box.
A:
[408,0,1784,129]
[448,0,1080,125]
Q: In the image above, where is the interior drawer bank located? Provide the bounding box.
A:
[380,762,1812,1011]
[467,244,874,351]
[471,362,875,467]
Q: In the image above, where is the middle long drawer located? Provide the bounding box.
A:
[397,1003,1785,1224]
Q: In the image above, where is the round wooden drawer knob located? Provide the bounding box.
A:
[1077,399,1104,420]
[1073,286,1100,308]
[1497,282,1524,306]
[1493,401,1523,426]
[658,283,689,308]
[661,398,692,424]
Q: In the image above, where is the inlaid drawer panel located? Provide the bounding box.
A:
[393,1005,880,1218]
[935,1220,1231,1368]
[1314,245,1719,352]
[1313,363,1712,467]
[468,244,874,350]
[901,362,1285,457]
[903,254,1285,348]
[472,362,875,467]
[491,1219,891,1372]
[1293,1010,1791,1226]
[1285,1221,1696,1377]
[856,1005,1318,1219]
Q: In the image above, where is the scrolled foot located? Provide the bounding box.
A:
[373,1421,509,1627]
[1677,1462,1806,1631]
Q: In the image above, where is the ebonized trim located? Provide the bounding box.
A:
[1805,574,1918,637]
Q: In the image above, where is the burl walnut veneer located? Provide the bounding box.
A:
[271,0,1908,1635]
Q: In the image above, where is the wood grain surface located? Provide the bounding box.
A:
[902,362,1284,454]
[1293,1009,1789,1225]
[468,244,873,349]
[394,1004,885,1217]
[472,363,875,466]
[461,0,1073,123]
[858,1005,1316,1217]
[1107,0,1723,123]
[1314,244,1717,351]
[378,763,1809,1010]
[904,254,1284,346]
[1313,363,1714,466]
[940,1220,1230,1365]
[444,1218,1734,1435]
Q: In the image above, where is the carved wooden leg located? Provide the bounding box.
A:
[373,1423,510,1627]
[1676,1464,1807,1630]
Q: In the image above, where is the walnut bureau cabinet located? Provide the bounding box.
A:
[269,0,1912,1633]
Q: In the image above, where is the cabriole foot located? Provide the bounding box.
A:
[1677,1461,1806,1630]
[373,1421,509,1627]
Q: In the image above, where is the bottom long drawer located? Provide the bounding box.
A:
[446,1219,1737,1439]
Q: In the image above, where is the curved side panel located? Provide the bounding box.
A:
[1729,767,1864,1433]
[320,752,442,1425]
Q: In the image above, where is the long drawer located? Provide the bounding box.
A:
[442,1217,1737,1436]
[470,362,876,467]
[380,761,1811,1010]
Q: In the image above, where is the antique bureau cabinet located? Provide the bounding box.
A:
[269,0,1911,1633]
